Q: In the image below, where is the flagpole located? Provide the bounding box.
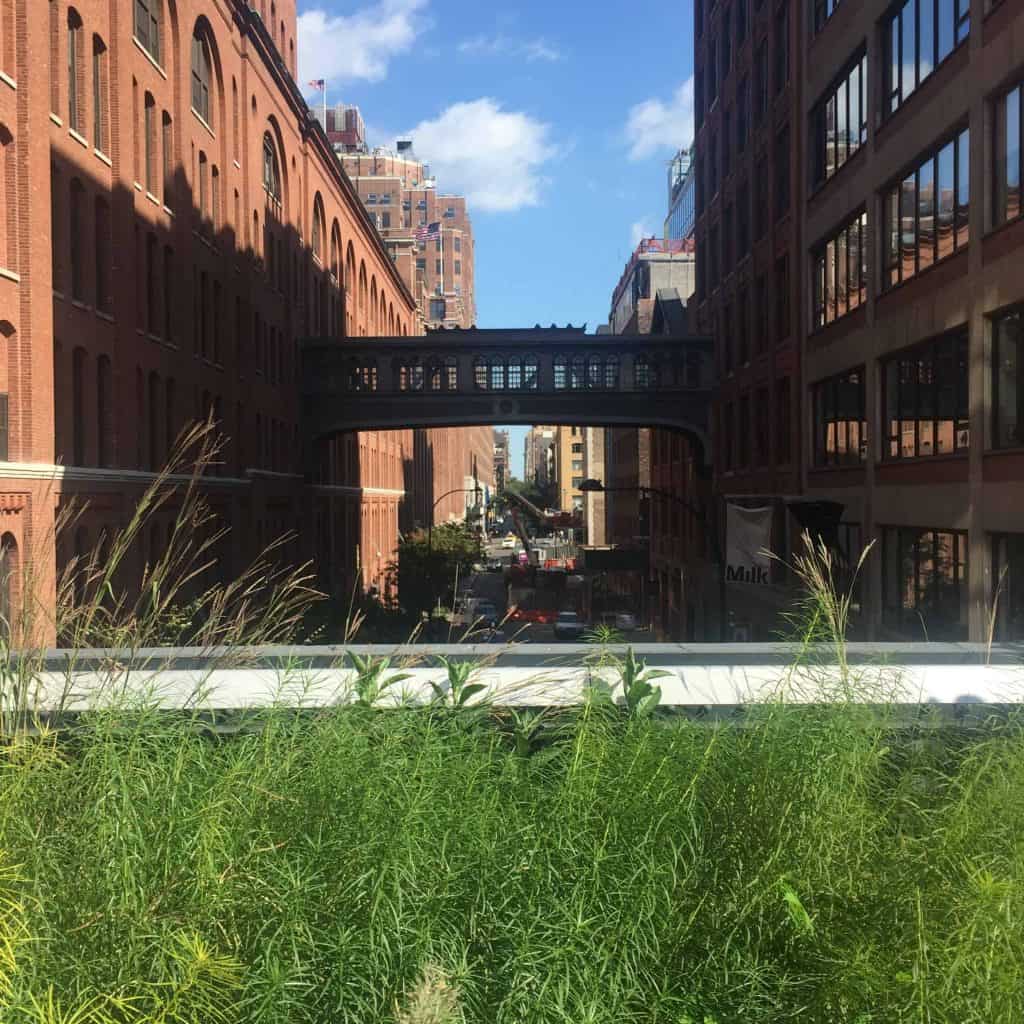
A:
[323,82,327,131]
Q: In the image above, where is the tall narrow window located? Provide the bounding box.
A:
[67,10,83,134]
[94,197,111,314]
[69,177,84,302]
[232,77,239,160]
[774,5,788,94]
[72,347,86,465]
[165,378,175,461]
[191,28,212,126]
[993,307,1024,450]
[146,233,157,335]
[134,0,162,65]
[163,246,173,342]
[212,279,222,363]
[51,165,64,291]
[211,165,220,231]
[162,112,173,207]
[0,127,13,273]
[96,355,111,467]
[144,92,156,194]
[148,371,160,471]
[92,35,108,153]
[198,150,208,221]
[49,0,60,114]
[994,81,1021,228]
[0,392,8,462]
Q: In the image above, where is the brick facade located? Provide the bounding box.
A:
[0,0,420,634]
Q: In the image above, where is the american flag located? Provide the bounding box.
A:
[308,78,325,90]
[414,221,441,242]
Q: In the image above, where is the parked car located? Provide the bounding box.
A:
[553,611,587,641]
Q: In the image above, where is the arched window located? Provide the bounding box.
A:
[133,0,161,65]
[96,354,111,467]
[92,35,108,153]
[0,125,13,274]
[507,356,523,390]
[524,356,539,390]
[554,355,567,390]
[604,355,620,389]
[68,177,84,302]
[71,346,86,465]
[161,111,173,206]
[262,132,281,203]
[0,533,17,643]
[489,357,506,391]
[67,9,84,134]
[634,356,651,389]
[49,1,60,114]
[0,321,11,461]
[144,92,157,194]
[329,222,341,282]
[312,195,325,262]
[445,356,458,390]
[473,356,488,390]
[191,26,212,125]
[570,356,585,390]
[587,356,603,389]
[427,359,443,391]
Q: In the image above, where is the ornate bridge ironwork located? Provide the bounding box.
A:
[301,327,716,463]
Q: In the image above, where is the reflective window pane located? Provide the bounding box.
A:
[956,129,970,248]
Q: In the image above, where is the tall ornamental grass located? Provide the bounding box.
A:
[0,444,1022,1021]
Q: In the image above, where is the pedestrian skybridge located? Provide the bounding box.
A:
[301,326,716,462]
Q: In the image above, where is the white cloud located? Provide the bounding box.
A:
[457,33,564,62]
[297,0,428,89]
[630,219,654,246]
[402,99,558,212]
[624,78,694,162]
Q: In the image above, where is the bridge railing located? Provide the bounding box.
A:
[10,643,1024,715]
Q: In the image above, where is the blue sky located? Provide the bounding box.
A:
[297,0,695,475]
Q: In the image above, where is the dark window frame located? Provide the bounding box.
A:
[882,328,970,460]
[812,366,867,467]
[992,305,1024,450]
[882,126,969,290]
[810,50,867,189]
[882,0,970,119]
[812,209,868,330]
[882,524,968,639]
[993,78,1022,230]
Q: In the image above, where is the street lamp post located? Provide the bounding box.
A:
[579,478,727,641]
[427,486,483,554]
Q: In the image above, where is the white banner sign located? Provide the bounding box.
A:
[726,504,773,585]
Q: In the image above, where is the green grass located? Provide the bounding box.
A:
[1,439,1022,1022]
[1,696,1023,1022]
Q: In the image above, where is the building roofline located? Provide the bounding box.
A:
[232,3,417,316]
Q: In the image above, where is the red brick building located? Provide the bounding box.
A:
[0,0,421,630]
[693,0,804,639]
